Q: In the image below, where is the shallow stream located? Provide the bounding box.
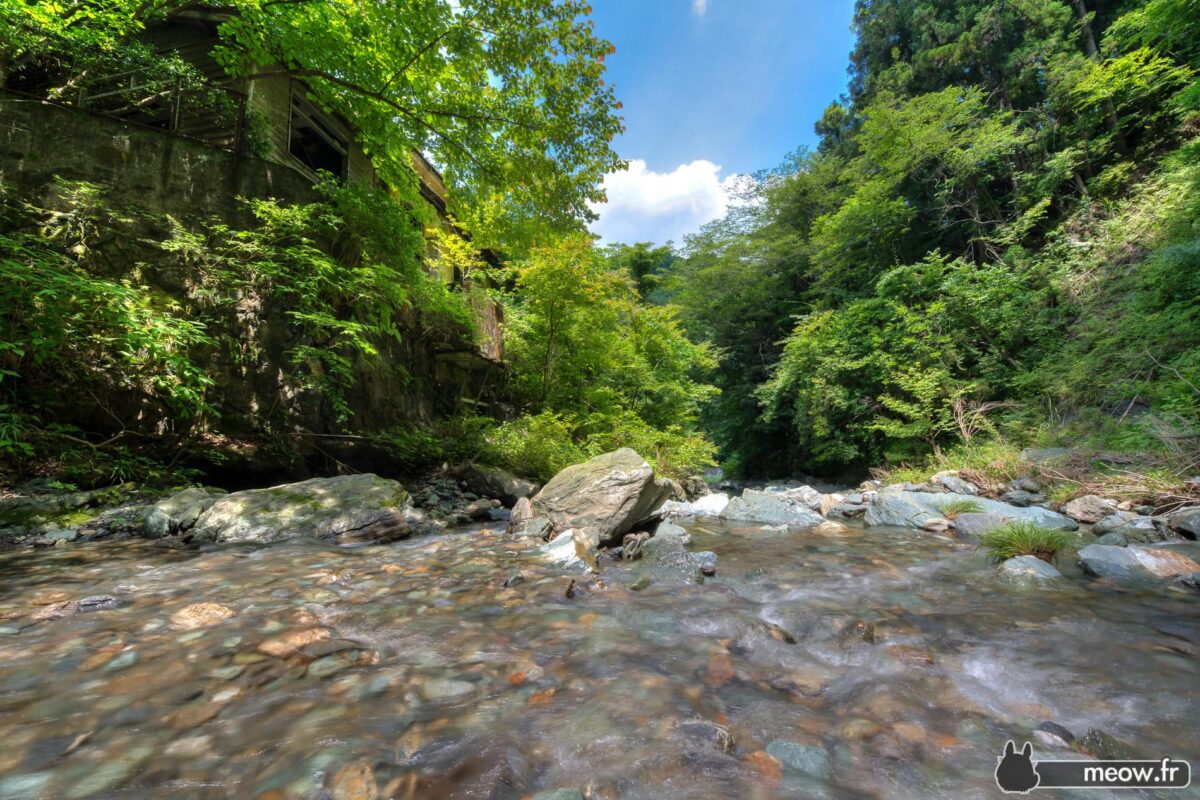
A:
[1,520,1197,799]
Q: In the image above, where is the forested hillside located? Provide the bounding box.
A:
[664,0,1200,483]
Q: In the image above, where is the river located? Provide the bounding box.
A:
[1,519,1197,799]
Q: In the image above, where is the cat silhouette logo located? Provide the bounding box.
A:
[996,740,1040,793]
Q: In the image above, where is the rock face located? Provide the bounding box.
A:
[461,465,537,507]
[997,555,1063,585]
[864,489,1078,531]
[1061,495,1116,524]
[530,449,673,545]
[191,474,412,544]
[721,490,824,527]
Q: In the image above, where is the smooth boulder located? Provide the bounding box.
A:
[1078,543,1200,581]
[1166,507,1200,539]
[865,489,1078,531]
[997,555,1063,585]
[530,448,673,545]
[661,492,730,518]
[721,490,824,527]
[191,474,412,544]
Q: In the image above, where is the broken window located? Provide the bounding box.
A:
[288,90,348,178]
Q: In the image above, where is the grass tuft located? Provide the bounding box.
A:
[978,520,1074,564]
[938,498,983,519]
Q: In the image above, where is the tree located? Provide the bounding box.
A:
[3,0,626,250]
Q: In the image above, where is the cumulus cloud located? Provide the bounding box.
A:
[692,0,708,15]
[589,159,743,246]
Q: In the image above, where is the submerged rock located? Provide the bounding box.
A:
[190,474,412,544]
[865,489,1077,531]
[530,448,673,545]
[720,490,824,527]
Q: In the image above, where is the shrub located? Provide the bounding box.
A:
[978,521,1074,564]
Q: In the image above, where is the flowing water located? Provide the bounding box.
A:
[0,520,1197,799]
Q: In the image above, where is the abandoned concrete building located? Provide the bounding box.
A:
[0,11,506,475]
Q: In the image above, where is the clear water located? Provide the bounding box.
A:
[0,521,1196,799]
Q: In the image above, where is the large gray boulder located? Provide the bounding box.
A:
[1077,544,1200,580]
[865,489,1078,531]
[461,465,537,507]
[720,489,824,527]
[191,474,413,544]
[530,448,673,545]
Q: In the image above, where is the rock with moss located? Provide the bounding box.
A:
[190,474,413,544]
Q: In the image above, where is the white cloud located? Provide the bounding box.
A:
[589,159,743,246]
[692,0,708,16]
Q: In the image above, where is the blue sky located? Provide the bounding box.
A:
[587,0,856,246]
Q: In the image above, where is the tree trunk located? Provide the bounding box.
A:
[1071,0,1099,58]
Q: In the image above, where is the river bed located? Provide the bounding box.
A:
[0,520,1197,799]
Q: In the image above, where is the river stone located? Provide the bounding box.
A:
[721,490,824,527]
[143,507,172,538]
[1061,495,1116,524]
[1166,507,1200,539]
[1095,531,1128,547]
[661,492,730,518]
[191,474,410,544]
[996,555,1063,585]
[507,497,533,532]
[171,603,236,629]
[950,513,1006,540]
[932,471,977,495]
[530,448,673,545]
[999,489,1042,507]
[531,791,584,800]
[41,528,78,543]
[1093,512,1135,536]
[1080,729,1139,760]
[1113,517,1161,544]
[865,489,1077,531]
[653,520,692,545]
[461,465,536,507]
[765,740,830,780]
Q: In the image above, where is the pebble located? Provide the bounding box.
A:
[170,603,236,629]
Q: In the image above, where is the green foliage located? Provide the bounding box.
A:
[979,521,1074,564]
[5,0,625,252]
[493,236,718,481]
[660,0,1200,478]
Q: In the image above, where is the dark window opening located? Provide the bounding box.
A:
[289,92,348,178]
